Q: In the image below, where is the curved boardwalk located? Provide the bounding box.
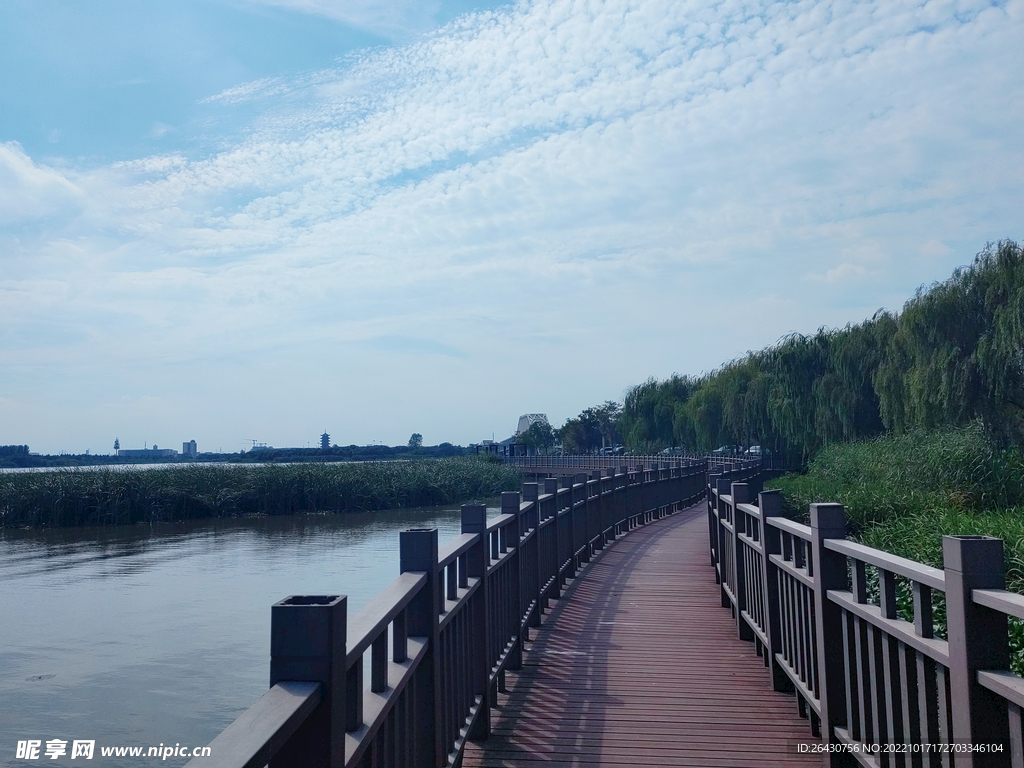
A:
[463,502,821,768]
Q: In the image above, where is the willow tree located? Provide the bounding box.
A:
[621,375,695,449]
[876,240,1024,444]
[618,240,1024,458]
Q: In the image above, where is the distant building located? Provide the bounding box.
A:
[516,414,549,435]
[182,440,198,458]
[321,432,331,449]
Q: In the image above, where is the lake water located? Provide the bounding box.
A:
[0,506,488,766]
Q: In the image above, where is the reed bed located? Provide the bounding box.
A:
[768,421,1024,531]
[0,458,523,528]
[768,422,1024,671]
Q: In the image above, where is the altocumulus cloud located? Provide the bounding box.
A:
[1,0,1023,452]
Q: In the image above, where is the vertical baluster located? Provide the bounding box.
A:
[447,561,457,602]
[462,504,490,740]
[371,631,388,693]
[443,625,453,752]
[912,582,938,766]
[732,482,754,641]
[878,569,904,766]
[938,666,952,768]
[1008,703,1023,766]
[393,608,407,664]
[868,623,886,762]
[760,491,790,693]
[522,483,542,629]
[897,639,920,768]
[502,493,522,672]
[794,544,808,690]
[781,541,794,672]
[851,559,872,747]
[545,478,561,597]
[843,610,861,742]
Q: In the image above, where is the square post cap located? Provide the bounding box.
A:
[942,535,1004,574]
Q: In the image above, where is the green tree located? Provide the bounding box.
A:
[616,240,1024,460]
[518,421,555,453]
[408,433,423,449]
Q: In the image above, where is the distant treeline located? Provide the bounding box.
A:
[242,443,468,463]
[0,443,471,470]
[618,240,1024,459]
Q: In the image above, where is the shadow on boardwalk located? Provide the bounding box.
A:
[463,503,821,767]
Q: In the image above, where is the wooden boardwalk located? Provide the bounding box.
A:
[463,502,821,768]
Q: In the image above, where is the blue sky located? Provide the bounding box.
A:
[1,0,1022,455]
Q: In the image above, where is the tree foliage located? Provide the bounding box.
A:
[620,241,1024,458]
[517,421,555,453]
[557,401,622,453]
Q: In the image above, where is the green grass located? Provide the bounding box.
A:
[0,457,523,528]
[767,421,1024,531]
[766,422,1024,672]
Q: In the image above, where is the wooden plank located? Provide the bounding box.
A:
[184,682,320,768]
[463,504,821,767]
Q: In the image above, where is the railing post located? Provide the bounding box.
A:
[616,466,628,534]
[632,465,643,525]
[400,528,443,768]
[758,490,792,693]
[269,595,347,768]
[731,482,754,642]
[605,470,618,541]
[602,468,615,543]
[522,482,542,629]
[715,477,732,609]
[591,470,604,551]
[708,469,721,576]
[575,474,591,562]
[502,491,523,671]
[461,505,491,740]
[560,476,576,576]
[944,535,1011,765]
[544,477,561,596]
[810,504,854,767]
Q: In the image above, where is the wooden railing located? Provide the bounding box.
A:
[188,459,707,768]
[504,454,677,471]
[709,467,1024,767]
[505,452,798,474]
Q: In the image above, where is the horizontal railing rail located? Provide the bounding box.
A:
[708,467,1024,767]
[504,452,799,473]
[188,458,707,768]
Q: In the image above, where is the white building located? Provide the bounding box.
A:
[516,414,549,435]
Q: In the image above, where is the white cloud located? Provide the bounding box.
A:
[200,77,289,105]
[2,0,1023,451]
[242,0,443,38]
[920,238,951,258]
[0,142,82,224]
[806,263,873,284]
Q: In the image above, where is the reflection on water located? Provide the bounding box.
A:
[0,506,488,766]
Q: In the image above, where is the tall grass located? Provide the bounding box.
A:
[767,422,1024,671]
[0,457,523,528]
[768,421,1024,531]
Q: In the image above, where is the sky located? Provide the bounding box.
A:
[1,0,1022,455]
